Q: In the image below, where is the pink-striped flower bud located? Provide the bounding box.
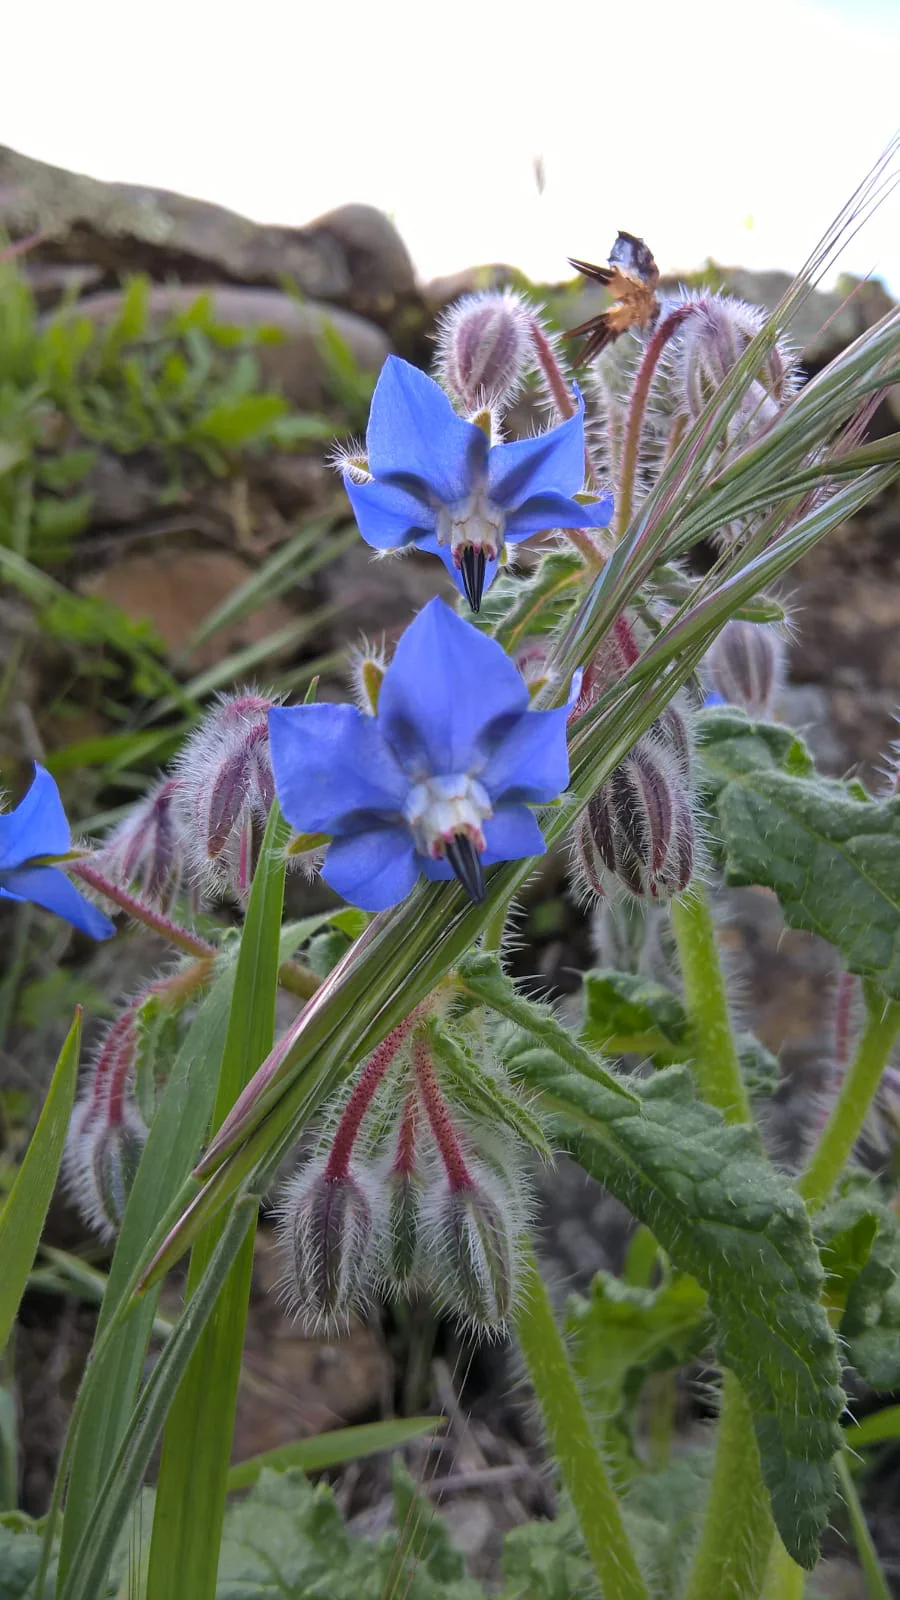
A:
[423,1163,521,1331]
[575,730,695,902]
[435,290,533,410]
[278,1161,377,1333]
[94,778,186,912]
[704,620,786,719]
[173,691,275,902]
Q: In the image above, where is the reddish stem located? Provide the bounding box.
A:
[325,1011,420,1180]
[88,957,215,1124]
[613,612,641,668]
[413,1033,473,1192]
[528,314,602,493]
[616,303,697,538]
[72,860,217,958]
[393,1089,419,1176]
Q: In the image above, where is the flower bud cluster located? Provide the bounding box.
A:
[277,1015,530,1336]
[574,700,696,903]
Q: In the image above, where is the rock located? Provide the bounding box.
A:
[319,540,451,644]
[305,202,416,319]
[23,261,104,309]
[422,263,521,315]
[0,146,415,323]
[79,547,302,670]
[52,282,391,411]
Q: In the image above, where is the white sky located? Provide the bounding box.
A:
[3,0,899,293]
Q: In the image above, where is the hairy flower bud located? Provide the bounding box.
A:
[278,1162,376,1333]
[704,620,786,719]
[65,1101,147,1240]
[95,778,187,912]
[435,290,533,410]
[349,639,387,715]
[575,730,695,902]
[173,691,275,902]
[423,1165,520,1331]
[383,1169,423,1288]
[677,292,800,435]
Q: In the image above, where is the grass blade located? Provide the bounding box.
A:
[0,1009,81,1355]
[146,802,288,1600]
[224,1416,445,1493]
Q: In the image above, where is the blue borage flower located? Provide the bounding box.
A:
[0,765,115,939]
[343,356,614,611]
[269,597,573,912]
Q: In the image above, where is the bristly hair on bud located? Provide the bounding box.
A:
[434,289,534,411]
[276,1159,379,1334]
[420,1155,526,1335]
[573,705,697,904]
[64,1098,147,1241]
[703,619,787,720]
[93,777,188,914]
[172,689,276,903]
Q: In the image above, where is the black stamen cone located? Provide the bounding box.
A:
[459,546,486,612]
[445,832,486,903]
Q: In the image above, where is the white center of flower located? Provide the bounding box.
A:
[404,774,493,859]
[437,488,505,568]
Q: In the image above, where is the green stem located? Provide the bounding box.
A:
[761,1536,806,1599]
[670,885,750,1123]
[673,886,775,1600]
[685,1374,775,1600]
[515,1244,648,1600]
[481,901,509,955]
[834,1449,892,1600]
[798,981,900,1211]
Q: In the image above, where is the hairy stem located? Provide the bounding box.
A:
[798,980,900,1212]
[616,303,696,538]
[670,884,750,1123]
[71,862,217,959]
[673,885,774,1600]
[834,1450,892,1600]
[685,1374,774,1600]
[515,1244,648,1600]
[528,313,603,490]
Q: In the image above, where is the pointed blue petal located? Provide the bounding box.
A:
[480,705,570,804]
[268,705,408,836]
[418,535,500,603]
[486,394,586,509]
[323,825,418,911]
[419,854,454,882]
[0,764,71,871]
[1,865,115,939]
[378,598,528,778]
[504,490,614,541]
[344,476,437,551]
[481,804,547,865]
[366,357,487,505]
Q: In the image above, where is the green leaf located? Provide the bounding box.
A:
[567,1270,710,1461]
[819,1189,900,1391]
[696,709,900,998]
[147,803,289,1600]
[458,953,639,1103]
[225,1416,444,1492]
[509,1055,844,1569]
[581,970,690,1061]
[0,1009,81,1354]
[194,393,288,447]
[500,1507,593,1600]
[0,1519,59,1599]
[215,1466,483,1599]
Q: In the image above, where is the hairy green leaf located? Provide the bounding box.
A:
[697,709,900,997]
[818,1187,900,1391]
[509,1054,844,1568]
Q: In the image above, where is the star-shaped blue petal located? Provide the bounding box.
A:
[343,356,613,610]
[269,598,572,912]
[0,765,115,939]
